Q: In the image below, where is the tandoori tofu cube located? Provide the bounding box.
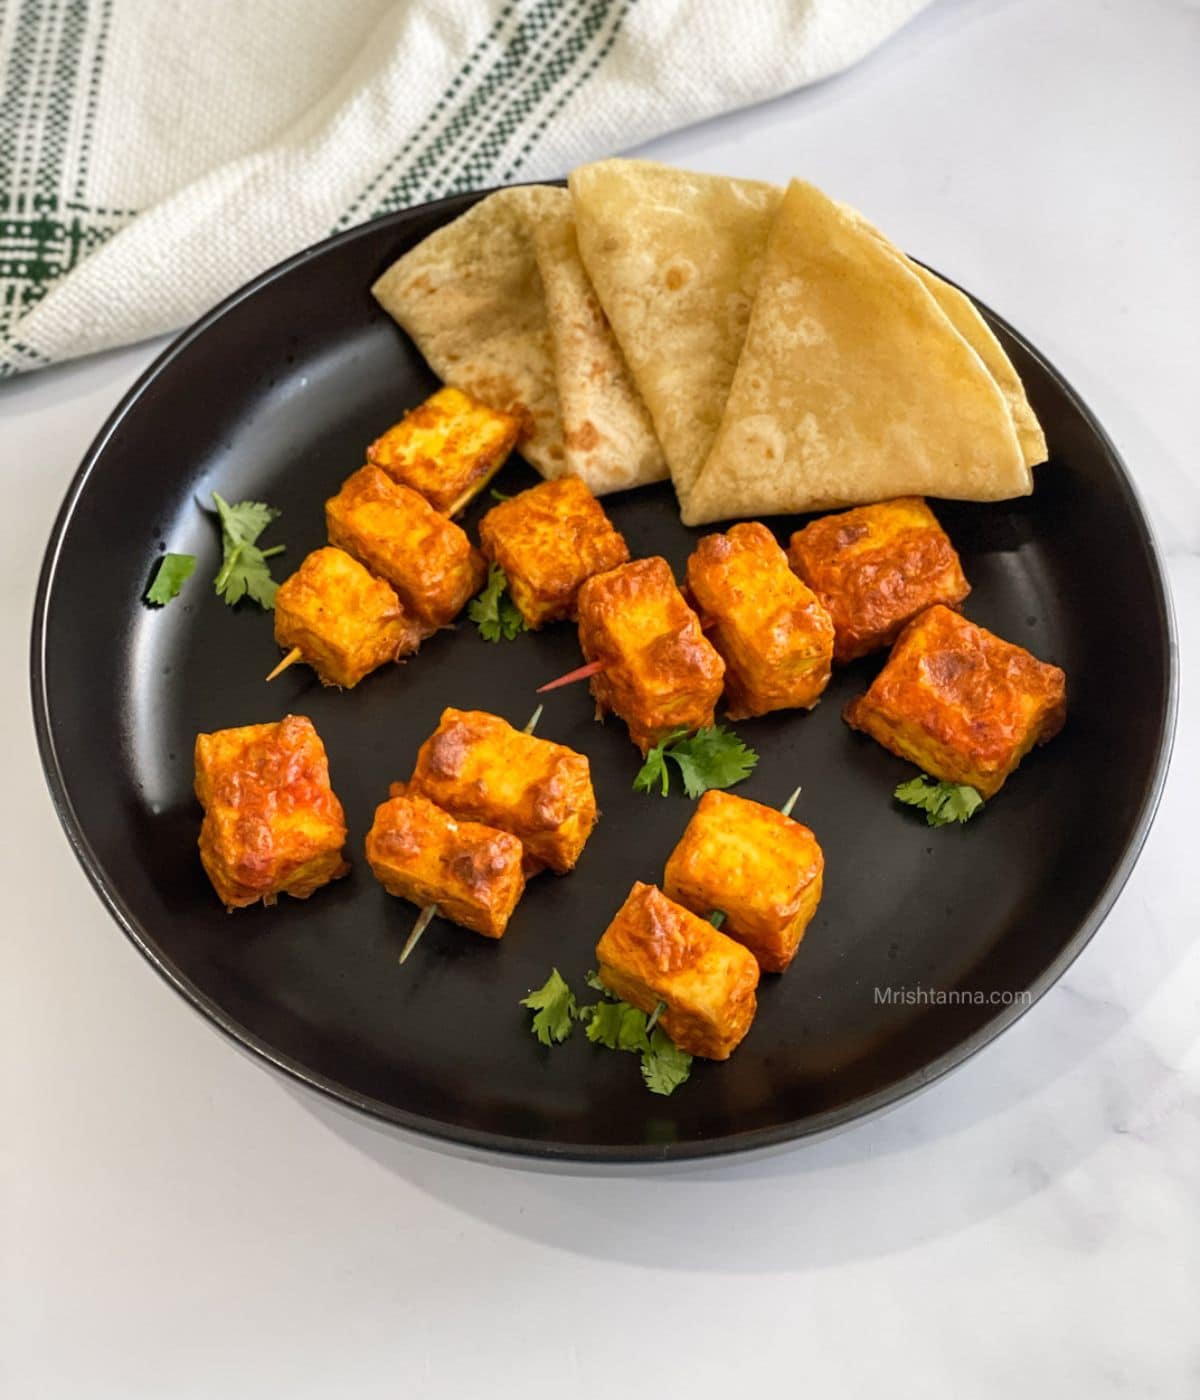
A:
[367,386,520,514]
[595,882,759,1061]
[406,708,597,873]
[478,476,629,628]
[788,497,970,663]
[576,556,725,754]
[844,604,1067,798]
[364,791,525,939]
[663,790,824,973]
[685,522,835,719]
[326,465,485,630]
[273,546,423,688]
[194,715,349,910]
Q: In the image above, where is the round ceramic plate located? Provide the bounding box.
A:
[32,188,1177,1161]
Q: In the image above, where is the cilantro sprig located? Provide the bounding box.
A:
[640,1029,693,1096]
[894,775,984,827]
[469,563,526,642]
[519,968,578,1046]
[521,969,693,1096]
[633,724,758,799]
[144,552,196,606]
[211,492,285,609]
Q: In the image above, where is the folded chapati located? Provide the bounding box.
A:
[571,160,1045,517]
[682,180,1032,526]
[905,263,1047,468]
[371,185,665,495]
[569,159,783,503]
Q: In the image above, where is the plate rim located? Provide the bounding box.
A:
[29,186,1180,1163]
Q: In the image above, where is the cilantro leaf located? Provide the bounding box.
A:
[213,494,276,547]
[632,728,684,796]
[582,994,691,1094]
[211,492,284,609]
[522,969,692,1097]
[640,1028,693,1096]
[145,553,196,606]
[894,775,984,827]
[670,726,759,798]
[584,999,651,1054]
[520,968,578,1046]
[633,725,758,799]
[469,563,526,642]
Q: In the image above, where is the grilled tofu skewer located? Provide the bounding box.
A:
[268,546,424,687]
[380,705,560,968]
[664,786,824,974]
[639,782,807,1032]
[367,386,519,516]
[571,556,725,754]
[478,477,629,629]
[368,791,527,957]
[595,883,760,1060]
[404,707,597,875]
[195,716,349,910]
[684,523,834,719]
[268,386,518,686]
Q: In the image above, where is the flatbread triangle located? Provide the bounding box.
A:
[570,158,1045,516]
[682,179,1032,525]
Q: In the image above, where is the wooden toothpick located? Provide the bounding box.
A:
[265,646,303,682]
[445,485,479,518]
[536,658,605,693]
[399,902,438,964]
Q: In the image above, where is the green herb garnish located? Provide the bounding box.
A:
[145,552,196,606]
[583,999,651,1053]
[469,562,526,642]
[894,775,984,827]
[633,724,758,799]
[211,492,284,609]
[519,968,579,1046]
[640,1029,693,1096]
[522,969,693,1096]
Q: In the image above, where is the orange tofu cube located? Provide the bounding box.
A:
[273,546,423,688]
[406,708,597,873]
[364,791,525,939]
[844,604,1067,798]
[478,476,630,628]
[686,521,835,719]
[788,497,970,662]
[326,465,485,629]
[576,556,726,754]
[194,715,349,910]
[595,882,759,1060]
[367,386,519,513]
[663,790,823,973]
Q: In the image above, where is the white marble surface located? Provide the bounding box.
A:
[4,0,1198,1395]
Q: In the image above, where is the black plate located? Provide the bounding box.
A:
[32,188,1177,1162]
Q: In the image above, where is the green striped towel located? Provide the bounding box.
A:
[0,0,929,379]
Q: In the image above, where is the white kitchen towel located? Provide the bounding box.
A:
[0,0,930,379]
